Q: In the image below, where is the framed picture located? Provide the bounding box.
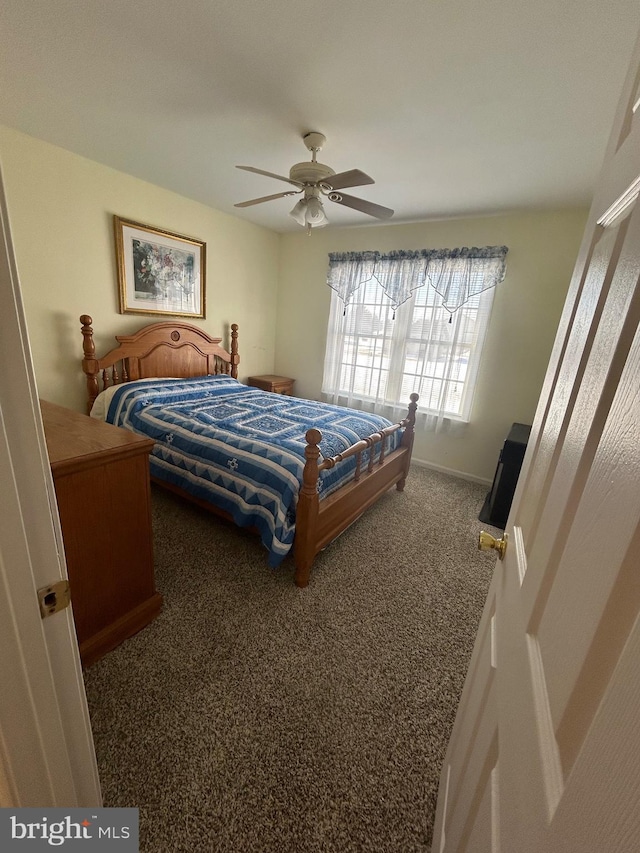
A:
[114,216,206,318]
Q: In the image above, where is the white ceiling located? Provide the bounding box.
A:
[1,1,638,233]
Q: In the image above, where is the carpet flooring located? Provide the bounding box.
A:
[83,465,497,852]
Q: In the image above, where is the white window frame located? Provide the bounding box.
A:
[322,278,495,425]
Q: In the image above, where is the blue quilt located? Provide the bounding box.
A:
[105,375,400,566]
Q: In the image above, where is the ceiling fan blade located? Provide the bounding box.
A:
[329,192,394,220]
[234,190,300,208]
[236,165,303,188]
[323,169,375,190]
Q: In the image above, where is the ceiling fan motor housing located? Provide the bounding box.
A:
[289,161,336,186]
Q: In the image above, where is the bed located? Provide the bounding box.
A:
[80,314,418,587]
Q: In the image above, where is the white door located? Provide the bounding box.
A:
[0,164,101,806]
[432,29,640,853]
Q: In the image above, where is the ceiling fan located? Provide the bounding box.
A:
[234,132,394,233]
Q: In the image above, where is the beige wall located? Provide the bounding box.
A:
[0,126,280,413]
[0,124,587,483]
[276,210,587,481]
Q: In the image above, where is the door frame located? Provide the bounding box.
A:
[0,161,100,806]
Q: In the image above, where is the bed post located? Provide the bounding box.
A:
[230,323,239,379]
[80,314,100,414]
[397,393,419,491]
[294,428,322,588]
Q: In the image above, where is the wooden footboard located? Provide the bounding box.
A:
[294,393,419,587]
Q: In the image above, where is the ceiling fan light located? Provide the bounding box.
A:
[309,213,329,228]
[289,199,308,226]
[305,196,328,226]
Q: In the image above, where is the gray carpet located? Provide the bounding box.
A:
[83,465,497,852]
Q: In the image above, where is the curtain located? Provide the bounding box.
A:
[326,250,378,308]
[322,246,507,432]
[326,246,508,314]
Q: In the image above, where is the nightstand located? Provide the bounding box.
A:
[248,374,295,395]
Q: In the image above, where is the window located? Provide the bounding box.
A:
[322,247,506,428]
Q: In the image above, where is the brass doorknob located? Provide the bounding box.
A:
[478,530,507,560]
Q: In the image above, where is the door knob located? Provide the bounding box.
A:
[478,530,507,560]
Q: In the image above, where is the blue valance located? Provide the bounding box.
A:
[327,246,509,314]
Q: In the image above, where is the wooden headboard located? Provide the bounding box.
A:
[80,314,239,414]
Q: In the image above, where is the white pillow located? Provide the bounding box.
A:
[90,385,120,420]
[89,379,173,420]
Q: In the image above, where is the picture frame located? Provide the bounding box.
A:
[114,216,206,318]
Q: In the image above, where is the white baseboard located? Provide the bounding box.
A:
[411,456,492,487]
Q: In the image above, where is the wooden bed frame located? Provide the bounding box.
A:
[80,314,418,587]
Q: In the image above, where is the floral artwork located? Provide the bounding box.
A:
[132,239,195,302]
[114,216,205,318]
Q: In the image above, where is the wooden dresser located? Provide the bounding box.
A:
[41,400,162,666]
[247,374,295,395]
